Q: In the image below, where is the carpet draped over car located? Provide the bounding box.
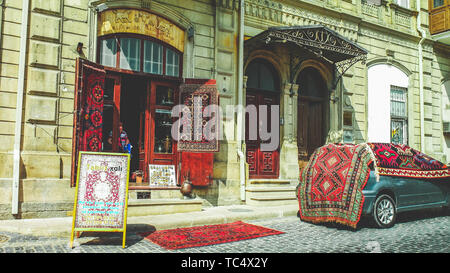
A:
[298,143,449,228]
[367,143,450,180]
[298,143,374,228]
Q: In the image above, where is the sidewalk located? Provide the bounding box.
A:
[0,204,299,238]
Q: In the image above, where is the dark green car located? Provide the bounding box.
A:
[362,171,450,228]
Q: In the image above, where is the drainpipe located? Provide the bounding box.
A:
[237,0,246,201]
[0,1,4,50]
[12,0,30,215]
[416,0,426,152]
[87,0,100,60]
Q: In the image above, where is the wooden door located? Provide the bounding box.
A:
[297,96,325,166]
[246,91,280,178]
[102,74,121,152]
[296,67,328,169]
[149,81,178,171]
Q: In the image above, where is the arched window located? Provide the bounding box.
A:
[245,59,279,92]
[296,67,327,98]
[368,64,409,144]
[98,34,181,77]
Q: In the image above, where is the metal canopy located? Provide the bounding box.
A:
[245,25,368,84]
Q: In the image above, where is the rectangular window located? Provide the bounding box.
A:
[394,0,409,8]
[390,85,408,144]
[120,38,141,71]
[100,38,117,68]
[433,0,445,8]
[165,48,180,77]
[143,40,163,74]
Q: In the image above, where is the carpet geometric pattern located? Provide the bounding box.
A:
[140,221,284,250]
[298,143,374,229]
[367,143,450,179]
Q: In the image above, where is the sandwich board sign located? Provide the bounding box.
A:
[70,151,130,248]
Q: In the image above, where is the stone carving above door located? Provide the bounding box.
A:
[243,0,359,42]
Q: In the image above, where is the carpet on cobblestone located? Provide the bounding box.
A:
[139,221,284,250]
[298,143,373,229]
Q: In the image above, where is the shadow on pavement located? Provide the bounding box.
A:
[76,224,157,247]
[296,207,450,231]
[396,207,450,224]
[359,207,449,229]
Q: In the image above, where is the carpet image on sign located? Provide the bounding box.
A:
[139,221,284,250]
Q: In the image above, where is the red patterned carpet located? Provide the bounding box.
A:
[140,221,284,250]
[298,143,373,228]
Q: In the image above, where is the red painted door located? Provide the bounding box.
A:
[246,91,280,178]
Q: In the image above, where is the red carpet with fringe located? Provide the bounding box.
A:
[139,221,284,250]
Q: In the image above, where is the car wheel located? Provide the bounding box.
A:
[373,194,396,228]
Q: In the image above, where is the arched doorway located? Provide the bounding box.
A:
[72,9,186,186]
[296,66,329,165]
[245,59,280,178]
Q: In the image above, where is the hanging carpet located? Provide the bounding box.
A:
[367,143,450,179]
[297,143,374,228]
[139,221,284,250]
[177,80,220,152]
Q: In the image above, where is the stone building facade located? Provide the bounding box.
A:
[0,0,448,219]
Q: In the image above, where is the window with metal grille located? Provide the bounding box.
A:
[390,85,408,144]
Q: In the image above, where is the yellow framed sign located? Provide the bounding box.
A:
[70,151,131,249]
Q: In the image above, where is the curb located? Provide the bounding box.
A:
[0,205,299,238]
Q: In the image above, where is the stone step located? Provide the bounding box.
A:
[248,179,292,186]
[246,186,297,192]
[246,195,298,207]
[246,186,297,199]
[127,198,203,217]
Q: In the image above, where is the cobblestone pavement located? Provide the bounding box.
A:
[0,208,449,254]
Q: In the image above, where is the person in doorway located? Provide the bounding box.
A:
[108,122,131,153]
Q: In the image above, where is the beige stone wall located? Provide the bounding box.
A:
[0,0,449,218]
[242,0,449,162]
[0,0,89,218]
[0,0,245,218]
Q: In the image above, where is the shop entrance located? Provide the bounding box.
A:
[119,76,147,174]
[101,72,179,183]
[296,67,328,167]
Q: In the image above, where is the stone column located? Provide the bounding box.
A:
[279,83,299,181]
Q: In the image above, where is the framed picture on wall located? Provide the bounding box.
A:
[149,164,177,187]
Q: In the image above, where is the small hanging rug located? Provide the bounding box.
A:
[139,221,284,250]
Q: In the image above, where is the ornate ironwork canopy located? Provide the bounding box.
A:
[245,25,368,87]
